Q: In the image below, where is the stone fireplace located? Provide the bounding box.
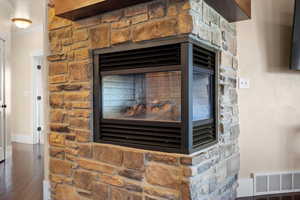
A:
[48,0,240,199]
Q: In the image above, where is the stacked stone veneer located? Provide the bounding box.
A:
[47,0,240,199]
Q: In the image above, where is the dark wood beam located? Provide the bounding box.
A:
[204,0,251,22]
[54,0,154,20]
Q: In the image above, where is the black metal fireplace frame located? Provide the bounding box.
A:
[92,35,219,154]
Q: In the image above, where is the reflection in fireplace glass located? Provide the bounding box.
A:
[102,71,181,122]
[193,71,213,121]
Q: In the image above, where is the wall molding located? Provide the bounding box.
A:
[43,180,51,200]
[11,134,35,144]
[237,178,254,198]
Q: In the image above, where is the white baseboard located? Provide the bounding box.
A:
[43,180,51,200]
[11,134,35,144]
[237,178,254,198]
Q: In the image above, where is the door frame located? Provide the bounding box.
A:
[31,50,44,144]
[0,37,6,162]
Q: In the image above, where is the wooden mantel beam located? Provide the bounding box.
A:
[54,0,154,20]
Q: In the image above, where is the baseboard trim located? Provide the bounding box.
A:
[237,178,254,198]
[43,180,51,200]
[11,134,35,144]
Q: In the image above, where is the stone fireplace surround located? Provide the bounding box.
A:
[47,0,240,199]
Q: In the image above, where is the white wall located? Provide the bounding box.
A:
[11,27,43,143]
[237,0,300,178]
[0,0,13,147]
[10,0,44,143]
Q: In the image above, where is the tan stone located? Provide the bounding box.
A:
[49,85,63,92]
[99,174,124,187]
[73,29,89,42]
[112,19,131,29]
[178,12,193,34]
[125,4,147,17]
[65,147,79,156]
[50,123,70,133]
[92,182,109,200]
[49,133,65,147]
[131,14,148,24]
[149,2,166,19]
[93,145,123,166]
[50,110,67,123]
[54,184,80,200]
[102,10,123,23]
[72,41,89,50]
[73,129,91,142]
[47,54,67,62]
[64,91,90,101]
[111,188,142,200]
[77,158,115,174]
[145,164,181,189]
[48,8,72,30]
[49,75,68,84]
[50,159,73,176]
[90,25,110,49]
[118,169,143,181]
[123,151,144,170]
[146,153,179,165]
[69,117,90,130]
[49,62,68,76]
[74,48,89,61]
[50,147,65,159]
[50,174,64,183]
[69,110,91,118]
[144,186,180,200]
[78,143,93,158]
[74,170,94,191]
[111,28,131,45]
[167,5,178,17]
[132,18,177,42]
[74,16,100,29]
[72,102,91,109]
[69,60,90,82]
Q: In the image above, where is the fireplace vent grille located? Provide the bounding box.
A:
[193,122,216,148]
[100,120,181,150]
[99,44,181,71]
[193,45,216,69]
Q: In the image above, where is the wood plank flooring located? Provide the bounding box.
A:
[0,143,43,200]
[237,193,300,200]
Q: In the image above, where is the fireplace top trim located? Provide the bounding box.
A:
[92,35,219,57]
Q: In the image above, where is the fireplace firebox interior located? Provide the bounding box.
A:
[93,37,218,154]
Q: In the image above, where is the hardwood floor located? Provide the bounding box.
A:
[0,143,43,200]
[237,193,300,200]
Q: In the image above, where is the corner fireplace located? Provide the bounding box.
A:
[93,36,218,154]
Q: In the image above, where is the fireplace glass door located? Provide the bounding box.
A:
[102,71,181,122]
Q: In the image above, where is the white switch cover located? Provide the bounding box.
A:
[239,78,250,89]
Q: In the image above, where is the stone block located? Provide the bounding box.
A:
[49,62,68,76]
[50,159,73,176]
[132,18,177,42]
[144,186,180,200]
[64,91,90,101]
[92,182,109,200]
[111,188,142,200]
[74,170,95,191]
[99,174,124,187]
[93,145,123,166]
[146,153,179,166]
[49,133,65,147]
[77,158,115,174]
[69,60,90,82]
[49,75,68,84]
[102,10,123,23]
[111,28,131,45]
[50,147,65,159]
[149,1,166,19]
[123,151,144,170]
[69,117,90,130]
[74,48,89,61]
[50,110,67,123]
[125,4,147,17]
[73,29,89,42]
[131,14,148,24]
[112,19,131,29]
[89,24,110,49]
[145,164,181,189]
[119,169,143,181]
[78,143,93,158]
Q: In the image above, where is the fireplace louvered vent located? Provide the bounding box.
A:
[93,36,218,154]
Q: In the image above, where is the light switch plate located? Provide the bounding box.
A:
[239,78,250,89]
